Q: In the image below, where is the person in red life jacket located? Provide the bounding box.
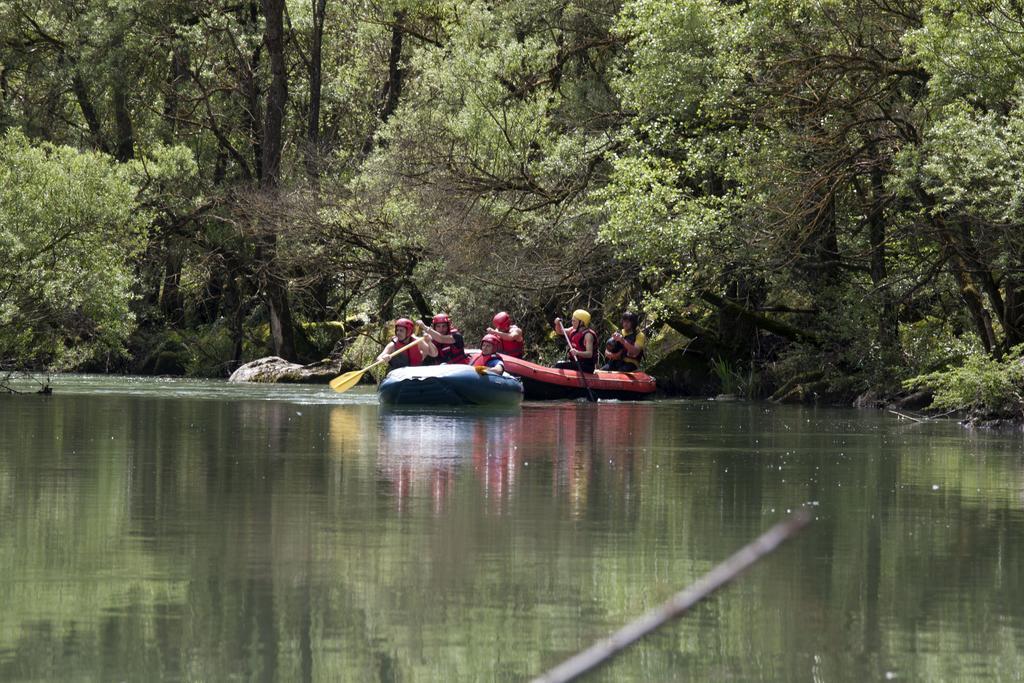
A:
[417,313,470,364]
[470,334,505,375]
[486,311,524,358]
[553,309,598,373]
[376,318,437,371]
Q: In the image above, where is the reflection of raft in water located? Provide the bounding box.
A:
[378,365,524,407]
[500,355,656,401]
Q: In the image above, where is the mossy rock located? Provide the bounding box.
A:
[138,333,188,376]
[647,348,716,396]
[301,321,350,358]
[184,324,237,378]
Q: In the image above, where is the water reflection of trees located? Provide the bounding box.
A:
[4,395,1024,681]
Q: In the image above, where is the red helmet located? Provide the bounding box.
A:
[395,318,415,335]
[432,313,451,327]
[492,311,511,331]
[481,333,502,352]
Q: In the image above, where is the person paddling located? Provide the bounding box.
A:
[486,311,524,358]
[417,313,469,364]
[553,309,598,373]
[376,318,437,370]
[601,311,646,371]
[470,334,506,375]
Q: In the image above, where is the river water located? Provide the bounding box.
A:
[1,376,1023,681]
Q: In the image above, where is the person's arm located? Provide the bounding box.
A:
[624,331,646,358]
[615,331,646,358]
[376,340,397,362]
[487,326,524,343]
[415,320,442,342]
[419,335,438,358]
[578,332,595,359]
[487,361,505,375]
[418,322,456,345]
[554,317,564,335]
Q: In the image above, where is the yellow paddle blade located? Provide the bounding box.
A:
[329,369,366,393]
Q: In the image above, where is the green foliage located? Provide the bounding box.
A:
[906,346,1024,418]
[710,358,761,398]
[0,130,148,369]
[5,0,1024,399]
[900,317,982,376]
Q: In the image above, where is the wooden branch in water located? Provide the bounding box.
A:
[888,409,925,423]
[531,510,812,683]
[769,370,825,403]
[701,291,821,346]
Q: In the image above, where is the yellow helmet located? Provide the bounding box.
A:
[571,309,591,326]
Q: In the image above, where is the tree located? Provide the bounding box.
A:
[0,131,149,370]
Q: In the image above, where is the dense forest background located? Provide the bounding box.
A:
[3,0,1024,410]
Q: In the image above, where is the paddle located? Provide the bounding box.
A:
[329,336,424,393]
[560,323,597,403]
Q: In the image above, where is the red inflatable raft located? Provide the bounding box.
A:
[499,355,656,401]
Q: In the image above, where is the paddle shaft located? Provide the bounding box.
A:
[329,335,426,392]
[560,322,597,402]
[376,335,426,369]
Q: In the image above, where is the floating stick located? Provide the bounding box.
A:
[532,509,812,683]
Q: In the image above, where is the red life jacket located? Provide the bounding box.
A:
[471,353,502,368]
[389,335,423,369]
[501,336,524,358]
[435,329,469,364]
[567,326,597,358]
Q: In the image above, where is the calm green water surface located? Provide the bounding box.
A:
[2,376,1024,681]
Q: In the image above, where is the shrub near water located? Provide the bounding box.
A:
[0,131,148,370]
[906,346,1024,420]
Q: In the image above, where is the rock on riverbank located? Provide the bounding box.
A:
[228,356,354,384]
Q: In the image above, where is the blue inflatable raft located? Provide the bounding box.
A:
[378,364,524,407]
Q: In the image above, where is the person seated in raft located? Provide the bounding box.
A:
[486,311,524,358]
[608,311,646,372]
[471,334,506,375]
[600,337,629,371]
[376,318,437,371]
[553,309,598,373]
[417,313,469,364]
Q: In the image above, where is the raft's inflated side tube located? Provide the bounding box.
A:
[378,364,524,407]
[499,355,656,401]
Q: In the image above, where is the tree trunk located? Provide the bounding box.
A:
[701,291,820,346]
[405,278,433,321]
[305,0,327,177]
[956,218,1022,349]
[242,3,264,181]
[262,0,287,189]
[111,34,135,162]
[867,158,897,353]
[163,46,189,141]
[159,249,185,327]
[222,252,247,371]
[69,69,109,154]
[198,268,224,325]
[362,10,406,156]
[945,247,997,354]
[913,183,999,353]
[260,0,297,360]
